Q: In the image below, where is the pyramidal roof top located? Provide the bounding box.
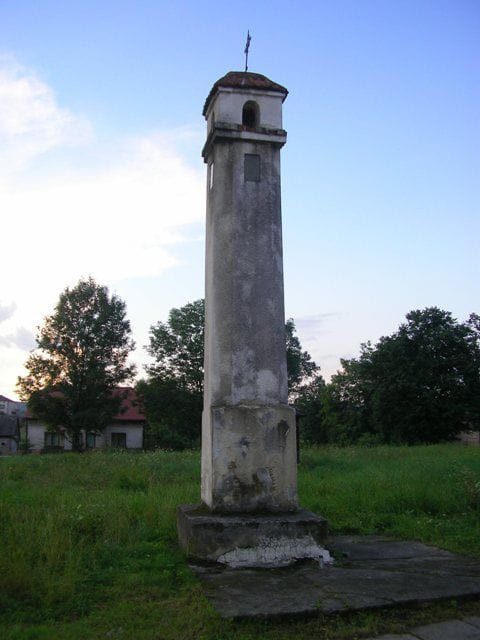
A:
[203,71,288,115]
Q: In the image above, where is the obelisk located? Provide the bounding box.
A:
[178,71,329,568]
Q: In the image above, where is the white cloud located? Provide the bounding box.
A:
[0,301,35,350]
[0,56,205,399]
[0,57,205,307]
[2,327,36,351]
[0,132,204,300]
[0,56,91,174]
[0,302,16,323]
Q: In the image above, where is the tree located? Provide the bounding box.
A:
[146,299,204,393]
[294,375,327,444]
[17,278,136,450]
[319,352,376,445]
[370,308,480,443]
[322,307,480,445]
[136,378,202,450]
[138,300,205,450]
[285,318,322,400]
[138,300,322,449]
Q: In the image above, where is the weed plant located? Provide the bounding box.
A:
[0,445,479,639]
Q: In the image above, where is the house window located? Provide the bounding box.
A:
[111,432,127,448]
[86,432,96,449]
[244,154,260,182]
[242,101,259,128]
[44,432,60,447]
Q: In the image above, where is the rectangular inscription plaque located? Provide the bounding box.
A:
[244,154,260,182]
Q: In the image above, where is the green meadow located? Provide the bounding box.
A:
[1,445,479,640]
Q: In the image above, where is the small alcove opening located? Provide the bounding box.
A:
[242,101,260,129]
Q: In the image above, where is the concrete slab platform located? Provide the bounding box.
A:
[368,618,480,639]
[191,535,480,618]
[413,619,480,639]
[368,635,417,640]
[465,618,480,629]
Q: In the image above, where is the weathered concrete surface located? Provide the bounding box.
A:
[202,137,288,411]
[191,535,480,618]
[200,73,295,513]
[412,620,480,639]
[332,535,480,577]
[369,635,418,640]
[177,504,330,568]
[465,618,480,629]
[369,619,480,639]
[203,405,297,513]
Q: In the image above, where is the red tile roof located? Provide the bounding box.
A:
[203,71,288,115]
[25,387,145,422]
[113,387,145,422]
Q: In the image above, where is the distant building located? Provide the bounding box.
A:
[24,387,145,452]
[0,413,20,455]
[458,431,480,445]
[0,394,26,418]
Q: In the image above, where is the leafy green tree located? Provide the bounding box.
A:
[294,375,327,444]
[146,299,204,393]
[370,308,480,443]
[138,300,322,449]
[138,300,204,450]
[323,307,480,445]
[136,378,202,450]
[320,353,376,445]
[17,278,135,450]
[285,318,322,400]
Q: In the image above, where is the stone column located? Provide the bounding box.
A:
[201,77,297,513]
[178,71,329,568]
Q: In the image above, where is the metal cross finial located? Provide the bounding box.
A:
[244,30,251,72]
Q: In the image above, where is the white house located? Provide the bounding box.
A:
[24,387,145,452]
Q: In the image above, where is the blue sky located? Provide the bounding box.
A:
[0,1,479,398]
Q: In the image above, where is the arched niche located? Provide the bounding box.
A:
[242,101,260,129]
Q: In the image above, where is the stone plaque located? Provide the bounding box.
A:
[244,154,260,182]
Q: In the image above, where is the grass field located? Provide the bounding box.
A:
[0,444,479,639]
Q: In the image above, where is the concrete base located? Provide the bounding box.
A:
[177,504,331,568]
[192,535,480,618]
[201,404,298,513]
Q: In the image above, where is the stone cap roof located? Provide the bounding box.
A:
[203,71,288,116]
[0,413,19,437]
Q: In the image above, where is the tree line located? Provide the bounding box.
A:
[298,309,480,446]
[18,278,480,450]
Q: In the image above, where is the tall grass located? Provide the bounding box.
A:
[0,445,479,639]
[299,444,480,555]
[0,451,200,623]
